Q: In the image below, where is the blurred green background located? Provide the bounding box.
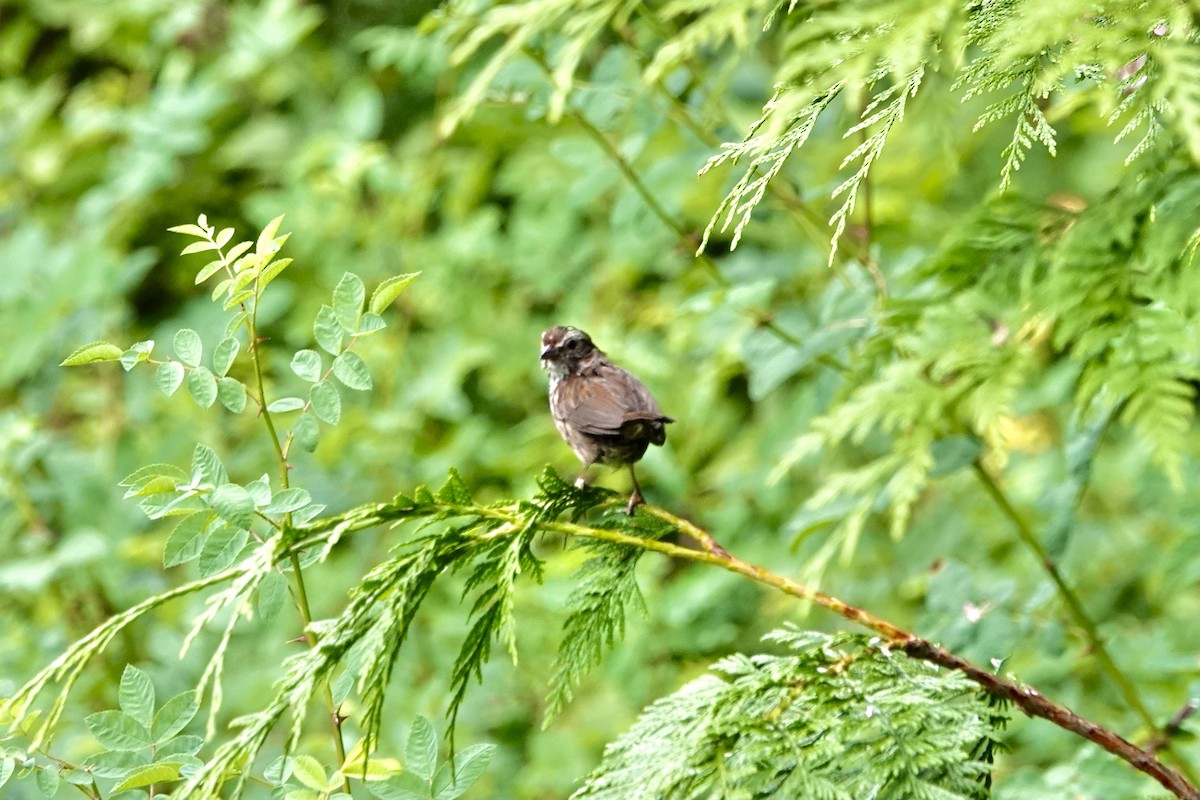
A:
[3,0,1200,797]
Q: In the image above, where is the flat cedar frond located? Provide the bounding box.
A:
[572,628,1002,800]
[544,541,646,724]
[157,468,659,797]
[438,0,1199,262]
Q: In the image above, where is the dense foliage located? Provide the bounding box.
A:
[3,0,1200,798]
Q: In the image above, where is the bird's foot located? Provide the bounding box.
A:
[625,490,644,516]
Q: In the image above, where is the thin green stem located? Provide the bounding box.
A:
[245,316,288,493]
[621,3,874,291]
[976,462,1198,784]
[523,47,823,355]
[622,7,833,250]
[857,120,887,301]
[243,264,350,791]
[31,748,102,799]
[971,461,1198,783]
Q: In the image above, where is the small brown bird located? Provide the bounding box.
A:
[540,326,673,514]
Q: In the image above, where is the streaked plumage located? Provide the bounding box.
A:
[540,326,672,514]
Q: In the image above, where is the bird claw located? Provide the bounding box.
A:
[625,491,644,516]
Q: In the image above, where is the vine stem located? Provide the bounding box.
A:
[619,3,873,286]
[972,463,1199,784]
[523,47,823,354]
[289,497,1200,799]
[972,467,1154,721]
[242,256,350,791]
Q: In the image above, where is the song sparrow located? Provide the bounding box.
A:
[540,326,674,514]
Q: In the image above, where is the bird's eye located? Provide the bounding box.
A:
[566,339,580,351]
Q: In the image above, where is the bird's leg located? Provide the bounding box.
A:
[626,465,645,516]
[574,464,591,489]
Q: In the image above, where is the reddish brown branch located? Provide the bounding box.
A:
[640,506,1200,800]
[899,640,1198,799]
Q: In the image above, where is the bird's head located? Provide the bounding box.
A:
[540,326,598,379]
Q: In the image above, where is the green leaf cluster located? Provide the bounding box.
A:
[574,628,1001,800]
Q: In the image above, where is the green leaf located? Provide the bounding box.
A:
[333,351,372,390]
[198,525,248,575]
[226,240,253,264]
[225,288,254,309]
[164,513,213,568]
[245,474,272,507]
[187,366,218,408]
[35,766,59,797]
[157,736,204,758]
[369,272,420,315]
[1043,411,1111,559]
[743,325,858,401]
[357,312,387,335]
[191,443,228,487]
[60,341,124,366]
[333,272,366,332]
[195,259,224,284]
[232,266,259,297]
[432,744,495,800]
[81,750,145,779]
[341,741,403,782]
[168,223,208,237]
[152,691,199,742]
[929,435,982,478]
[119,666,155,729]
[311,381,342,425]
[61,769,93,787]
[257,571,288,623]
[213,337,240,376]
[264,487,312,514]
[315,304,344,355]
[293,413,320,453]
[292,349,323,382]
[0,756,13,787]
[181,240,217,255]
[256,214,286,256]
[120,463,188,489]
[268,397,306,413]
[85,710,151,751]
[218,377,247,413]
[260,257,294,290]
[156,361,185,396]
[406,716,437,782]
[113,762,182,791]
[173,329,203,367]
[207,483,254,528]
[369,772,430,800]
[225,311,249,339]
[292,755,330,792]
[122,475,178,500]
[120,340,154,371]
[293,502,326,525]
[263,756,292,785]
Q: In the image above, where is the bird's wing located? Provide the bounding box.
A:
[556,366,667,436]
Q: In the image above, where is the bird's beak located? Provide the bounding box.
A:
[539,344,553,359]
